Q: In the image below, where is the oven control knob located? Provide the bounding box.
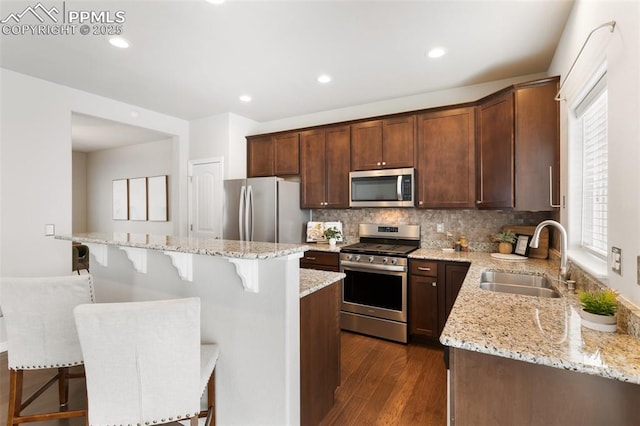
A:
[355,255,361,262]
[390,258,398,265]
[368,256,375,263]
[382,257,388,264]
[345,254,353,261]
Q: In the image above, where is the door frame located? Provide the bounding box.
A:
[188,157,224,238]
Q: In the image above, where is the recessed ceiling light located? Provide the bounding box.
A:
[427,47,446,58]
[109,36,129,49]
[239,95,252,102]
[317,74,332,84]
[206,0,225,4]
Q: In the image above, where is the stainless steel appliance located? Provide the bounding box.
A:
[223,177,310,243]
[340,223,420,343]
[349,168,415,208]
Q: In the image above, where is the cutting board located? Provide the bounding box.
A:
[502,225,549,259]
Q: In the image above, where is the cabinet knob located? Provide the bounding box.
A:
[382,161,386,166]
[377,162,381,166]
[432,282,437,287]
[419,201,424,205]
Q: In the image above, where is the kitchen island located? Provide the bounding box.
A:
[58,232,310,425]
[410,249,640,425]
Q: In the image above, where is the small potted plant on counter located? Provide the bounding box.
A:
[324,227,342,247]
[492,230,516,254]
[578,288,618,332]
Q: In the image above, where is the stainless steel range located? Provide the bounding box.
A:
[340,224,420,343]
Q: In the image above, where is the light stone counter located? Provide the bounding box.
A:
[58,232,308,259]
[299,269,345,298]
[408,249,640,385]
[301,242,350,253]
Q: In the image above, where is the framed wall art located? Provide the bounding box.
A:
[112,179,128,220]
[148,175,168,221]
[128,177,148,221]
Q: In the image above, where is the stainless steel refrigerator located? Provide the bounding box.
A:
[223,177,310,243]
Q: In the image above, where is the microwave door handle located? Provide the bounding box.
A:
[397,175,403,201]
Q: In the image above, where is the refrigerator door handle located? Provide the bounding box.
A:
[247,185,254,241]
[239,185,246,241]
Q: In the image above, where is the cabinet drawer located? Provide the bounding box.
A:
[300,250,340,272]
[410,260,438,277]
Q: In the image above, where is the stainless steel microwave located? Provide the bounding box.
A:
[349,168,415,208]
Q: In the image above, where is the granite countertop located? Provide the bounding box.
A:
[57,232,309,260]
[409,249,640,385]
[299,268,345,298]
[301,242,351,253]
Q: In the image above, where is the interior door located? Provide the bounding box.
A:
[189,160,223,238]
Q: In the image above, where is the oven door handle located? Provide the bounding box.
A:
[341,261,406,273]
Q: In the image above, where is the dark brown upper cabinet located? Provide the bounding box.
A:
[351,116,415,171]
[247,132,300,177]
[476,77,559,210]
[416,107,476,208]
[300,125,351,209]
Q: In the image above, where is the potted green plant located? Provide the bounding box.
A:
[324,227,342,247]
[492,230,516,254]
[578,288,618,332]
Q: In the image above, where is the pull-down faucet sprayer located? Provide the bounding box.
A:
[530,220,569,281]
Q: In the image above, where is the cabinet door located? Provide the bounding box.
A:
[477,92,514,208]
[324,125,351,208]
[247,135,274,177]
[299,250,340,272]
[350,120,383,171]
[300,129,327,208]
[444,263,470,324]
[409,275,439,338]
[382,115,415,169]
[417,108,475,208]
[514,79,559,211]
[274,132,300,176]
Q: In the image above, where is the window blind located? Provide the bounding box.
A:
[579,88,608,257]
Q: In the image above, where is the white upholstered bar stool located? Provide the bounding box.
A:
[73,297,218,426]
[0,274,94,425]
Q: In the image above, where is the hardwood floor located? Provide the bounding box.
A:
[321,332,447,426]
[1,332,446,426]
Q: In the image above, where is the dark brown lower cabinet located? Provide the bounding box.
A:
[300,281,341,426]
[450,348,640,425]
[409,260,469,343]
[299,250,340,272]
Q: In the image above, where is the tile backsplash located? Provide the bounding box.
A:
[311,208,552,252]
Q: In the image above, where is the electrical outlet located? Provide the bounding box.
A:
[611,246,622,275]
[44,224,55,236]
[436,223,444,233]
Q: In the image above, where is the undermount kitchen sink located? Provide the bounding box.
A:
[479,271,560,298]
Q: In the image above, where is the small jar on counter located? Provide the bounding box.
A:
[454,241,461,252]
[459,236,469,252]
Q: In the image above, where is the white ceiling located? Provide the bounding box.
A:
[0,0,574,125]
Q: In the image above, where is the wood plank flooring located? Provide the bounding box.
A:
[1,332,446,426]
[321,332,447,426]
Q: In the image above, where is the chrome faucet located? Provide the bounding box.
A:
[530,220,568,281]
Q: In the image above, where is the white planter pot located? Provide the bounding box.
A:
[329,238,337,247]
[580,309,617,333]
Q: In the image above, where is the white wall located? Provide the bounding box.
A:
[548,1,640,303]
[0,69,189,277]
[72,151,88,233]
[189,112,258,179]
[86,138,176,235]
[255,72,547,134]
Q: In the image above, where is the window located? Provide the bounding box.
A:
[575,75,608,258]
